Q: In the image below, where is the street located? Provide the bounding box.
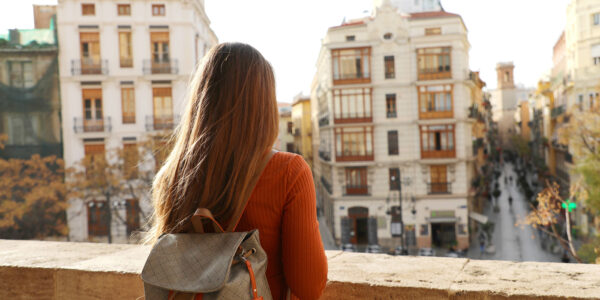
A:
[468,163,561,262]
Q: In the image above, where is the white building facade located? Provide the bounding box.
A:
[311,1,480,251]
[57,0,217,242]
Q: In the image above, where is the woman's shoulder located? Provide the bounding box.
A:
[269,151,310,178]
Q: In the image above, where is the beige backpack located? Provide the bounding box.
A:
[141,152,275,300]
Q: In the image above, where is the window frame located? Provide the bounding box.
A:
[152,4,166,16]
[118,31,133,68]
[388,130,399,155]
[331,47,372,85]
[332,88,372,123]
[121,87,135,124]
[117,4,131,16]
[82,3,95,16]
[386,93,397,118]
[389,168,401,191]
[417,47,451,81]
[384,55,395,79]
[419,124,456,159]
[334,126,374,162]
[418,84,454,119]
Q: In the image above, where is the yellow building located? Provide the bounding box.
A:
[275,103,294,152]
[291,95,312,168]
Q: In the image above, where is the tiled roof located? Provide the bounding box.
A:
[409,11,460,19]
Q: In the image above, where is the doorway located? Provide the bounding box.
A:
[431,222,456,248]
[348,206,368,245]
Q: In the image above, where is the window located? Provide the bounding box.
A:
[7,61,33,88]
[592,44,600,65]
[345,167,368,195]
[82,89,104,132]
[389,168,401,191]
[384,56,395,79]
[287,121,293,134]
[388,130,399,155]
[80,32,101,74]
[286,143,294,152]
[429,165,448,194]
[425,27,441,35]
[152,87,173,130]
[119,31,133,68]
[417,47,451,80]
[346,35,355,41]
[150,32,170,73]
[383,33,392,40]
[335,127,373,161]
[84,142,105,178]
[578,94,584,109]
[594,13,600,26]
[332,47,371,84]
[121,87,135,124]
[87,200,108,236]
[82,3,95,16]
[152,4,165,16]
[420,125,455,158]
[386,94,397,118]
[126,199,140,236]
[418,85,453,119]
[123,142,139,178]
[117,4,131,16]
[332,88,372,122]
[420,224,429,236]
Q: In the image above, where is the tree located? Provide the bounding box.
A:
[0,154,68,239]
[518,182,583,263]
[67,133,173,243]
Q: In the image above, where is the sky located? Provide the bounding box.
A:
[0,0,572,102]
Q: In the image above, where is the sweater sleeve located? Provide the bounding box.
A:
[281,155,328,300]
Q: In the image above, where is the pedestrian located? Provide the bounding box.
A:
[509,175,513,183]
[479,240,485,255]
[145,43,328,300]
[508,196,513,206]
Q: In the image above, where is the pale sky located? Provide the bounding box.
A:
[1,0,572,102]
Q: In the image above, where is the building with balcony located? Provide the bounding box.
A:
[291,94,313,167]
[311,0,485,251]
[0,6,62,160]
[57,0,217,242]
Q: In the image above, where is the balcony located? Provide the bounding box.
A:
[142,59,179,75]
[473,138,484,156]
[427,182,452,194]
[418,66,451,81]
[318,150,331,162]
[122,115,136,124]
[71,59,108,76]
[343,184,371,196]
[421,149,456,159]
[334,112,373,124]
[321,176,332,194]
[145,115,180,131]
[4,240,598,299]
[551,105,565,119]
[73,117,112,133]
[336,150,374,162]
[318,114,330,127]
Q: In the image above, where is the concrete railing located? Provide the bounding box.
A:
[1,239,599,299]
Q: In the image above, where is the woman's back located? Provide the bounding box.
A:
[235,151,327,300]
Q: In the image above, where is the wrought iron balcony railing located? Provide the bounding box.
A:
[318,114,329,127]
[71,59,108,75]
[318,150,331,162]
[145,115,180,131]
[142,59,179,75]
[73,117,112,133]
[427,182,452,195]
[320,176,332,195]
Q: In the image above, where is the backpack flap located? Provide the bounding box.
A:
[141,231,248,293]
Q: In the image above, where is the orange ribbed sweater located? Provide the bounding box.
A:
[235,151,328,300]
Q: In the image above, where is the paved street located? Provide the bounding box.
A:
[468,163,561,262]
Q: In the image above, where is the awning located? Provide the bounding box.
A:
[428,217,457,223]
[469,212,488,224]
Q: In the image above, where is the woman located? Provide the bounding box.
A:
[146,43,328,300]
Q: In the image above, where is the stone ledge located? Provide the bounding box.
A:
[1,239,599,299]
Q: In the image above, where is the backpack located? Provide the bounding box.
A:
[141,152,275,300]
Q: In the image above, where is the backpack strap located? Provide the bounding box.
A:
[226,149,276,232]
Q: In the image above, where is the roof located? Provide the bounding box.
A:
[409,11,460,19]
[329,17,370,30]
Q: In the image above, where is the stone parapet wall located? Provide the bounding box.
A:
[1,239,599,299]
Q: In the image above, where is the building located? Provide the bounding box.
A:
[0,6,62,160]
[311,0,485,251]
[291,94,313,166]
[488,62,533,148]
[57,0,217,243]
[275,103,293,152]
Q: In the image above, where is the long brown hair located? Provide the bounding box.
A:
[146,43,278,243]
